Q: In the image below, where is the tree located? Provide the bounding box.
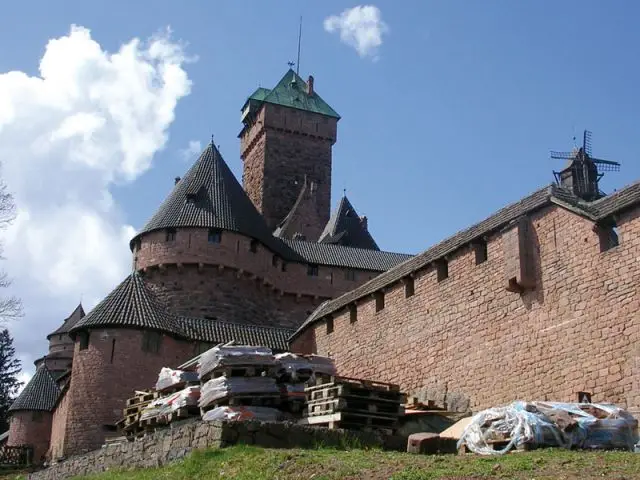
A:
[0,171,21,321]
[0,329,22,431]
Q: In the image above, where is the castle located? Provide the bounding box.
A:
[8,67,640,464]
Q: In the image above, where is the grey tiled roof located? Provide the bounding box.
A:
[9,365,61,412]
[46,303,85,339]
[130,142,291,256]
[319,196,380,250]
[70,272,294,351]
[291,181,640,339]
[282,239,412,271]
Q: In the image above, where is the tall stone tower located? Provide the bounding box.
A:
[239,69,340,239]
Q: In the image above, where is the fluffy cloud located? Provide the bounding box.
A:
[324,5,389,60]
[0,25,192,375]
[179,140,202,162]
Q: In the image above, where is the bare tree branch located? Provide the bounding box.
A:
[0,167,22,322]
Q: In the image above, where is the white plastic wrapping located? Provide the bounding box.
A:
[139,386,201,422]
[199,376,279,409]
[306,354,337,377]
[197,345,275,379]
[458,401,639,455]
[202,406,282,423]
[155,367,199,392]
[275,353,313,383]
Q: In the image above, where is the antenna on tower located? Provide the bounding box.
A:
[296,16,302,76]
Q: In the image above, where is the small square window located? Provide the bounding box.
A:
[474,240,488,265]
[598,224,620,252]
[326,317,334,334]
[375,291,385,312]
[79,332,90,351]
[142,331,162,354]
[404,277,415,298]
[249,239,258,253]
[208,229,222,244]
[436,259,449,282]
[307,264,319,276]
[349,304,357,323]
[345,270,356,281]
[165,229,176,242]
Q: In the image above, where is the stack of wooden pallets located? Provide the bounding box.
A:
[121,390,160,439]
[301,376,406,434]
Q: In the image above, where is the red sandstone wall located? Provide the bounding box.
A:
[8,411,52,464]
[49,389,69,461]
[302,205,640,411]
[240,103,337,230]
[62,329,194,456]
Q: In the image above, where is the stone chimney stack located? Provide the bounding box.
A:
[307,75,314,96]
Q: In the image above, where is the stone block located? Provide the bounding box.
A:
[407,433,440,454]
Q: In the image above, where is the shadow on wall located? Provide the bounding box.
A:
[521,222,544,310]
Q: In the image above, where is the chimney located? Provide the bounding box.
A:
[360,216,368,230]
[307,75,314,96]
[174,177,181,185]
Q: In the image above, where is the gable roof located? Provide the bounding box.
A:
[130,142,289,256]
[9,365,61,412]
[46,303,85,339]
[319,196,380,250]
[69,271,294,351]
[247,69,340,119]
[291,181,640,340]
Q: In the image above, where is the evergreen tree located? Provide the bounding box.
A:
[0,329,21,432]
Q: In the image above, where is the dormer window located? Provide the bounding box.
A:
[208,229,222,244]
[165,228,176,242]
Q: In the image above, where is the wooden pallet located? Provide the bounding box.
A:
[306,396,404,418]
[312,376,400,392]
[124,400,153,417]
[300,412,397,435]
[200,364,277,383]
[306,384,406,403]
[139,406,200,428]
[126,391,160,407]
[157,382,200,396]
[200,394,281,414]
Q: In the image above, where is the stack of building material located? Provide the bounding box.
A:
[274,353,312,414]
[138,386,201,429]
[301,376,406,434]
[197,345,281,415]
[121,389,160,439]
[155,367,199,394]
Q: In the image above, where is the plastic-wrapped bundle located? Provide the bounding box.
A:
[305,354,337,376]
[155,367,199,392]
[197,345,275,379]
[275,353,313,383]
[139,386,201,422]
[202,406,282,423]
[280,383,305,399]
[458,401,639,455]
[199,376,279,409]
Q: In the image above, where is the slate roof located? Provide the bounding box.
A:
[246,69,340,119]
[69,272,294,351]
[283,239,412,271]
[319,196,380,250]
[130,142,290,256]
[291,181,640,340]
[46,303,85,339]
[9,365,61,412]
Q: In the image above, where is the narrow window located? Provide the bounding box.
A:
[307,264,319,276]
[329,272,333,284]
[110,339,116,364]
[474,240,488,265]
[404,277,415,298]
[349,304,357,323]
[375,291,385,312]
[345,270,356,281]
[79,332,90,350]
[32,411,43,422]
[165,228,176,242]
[208,229,222,244]
[236,240,240,253]
[281,262,287,272]
[436,259,449,282]
[142,331,162,354]
[272,255,279,267]
[598,223,620,252]
[326,317,334,334]
[249,239,258,253]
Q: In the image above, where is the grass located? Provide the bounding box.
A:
[55,445,640,480]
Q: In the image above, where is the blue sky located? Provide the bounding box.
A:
[0,1,639,372]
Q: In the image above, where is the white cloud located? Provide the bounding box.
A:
[16,370,32,396]
[324,5,389,60]
[179,140,202,162]
[0,25,192,376]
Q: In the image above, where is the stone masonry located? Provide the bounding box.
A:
[293,204,640,412]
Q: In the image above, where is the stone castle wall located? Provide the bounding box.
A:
[293,205,640,412]
[59,329,195,458]
[240,103,337,230]
[8,411,52,464]
[48,387,70,462]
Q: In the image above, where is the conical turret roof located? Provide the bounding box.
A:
[9,365,61,412]
[130,142,288,254]
[46,303,85,339]
[319,196,379,250]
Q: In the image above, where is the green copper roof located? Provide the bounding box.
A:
[248,69,340,119]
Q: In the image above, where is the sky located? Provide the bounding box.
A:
[0,1,639,385]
